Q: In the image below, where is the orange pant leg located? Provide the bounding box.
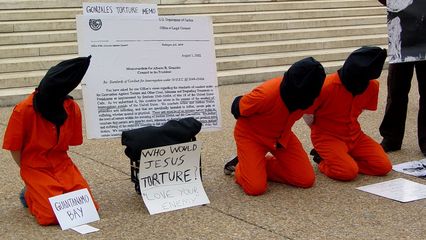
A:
[267,132,315,188]
[312,134,359,181]
[57,163,100,210]
[22,169,63,225]
[350,133,392,176]
[22,163,98,225]
[234,135,269,196]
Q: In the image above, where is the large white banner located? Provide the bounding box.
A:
[77,15,221,139]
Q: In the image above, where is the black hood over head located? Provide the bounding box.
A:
[33,56,91,127]
[338,46,387,95]
[280,57,325,112]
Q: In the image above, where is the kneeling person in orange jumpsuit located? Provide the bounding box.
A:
[304,46,392,181]
[2,56,99,225]
[224,57,326,195]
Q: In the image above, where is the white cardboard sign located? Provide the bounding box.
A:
[83,2,157,17]
[77,15,221,139]
[48,188,100,230]
[138,141,210,214]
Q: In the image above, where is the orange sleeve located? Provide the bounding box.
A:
[238,86,268,117]
[2,106,25,151]
[69,101,83,146]
[363,80,379,111]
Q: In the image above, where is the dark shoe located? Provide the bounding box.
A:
[224,156,238,175]
[310,149,322,164]
[380,139,401,152]
[19,187,28,208]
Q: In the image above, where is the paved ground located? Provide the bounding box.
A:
[1,70,425,240]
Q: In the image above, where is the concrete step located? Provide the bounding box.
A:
[0,32,386,76]
[216,34,387,57]
[0,8,82,21]
[0,34,387,88]
[215,24,386,44]
[214,15,386,33]
[0,5,385,23]
[0,0,285,10]
[158,0,381,15]
[0,42,76,59]
[0,54,75,74]
[0,15,385,34]
[0,0,389,107]
[0,70,46,89]
[0,0,81,10]
[0,23,385,47]
[0,0,380,11]
[205,7,385,23]
[217,45,387,70]
[0,30,76,46]
[0,19,75,33]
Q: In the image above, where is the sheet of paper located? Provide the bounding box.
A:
[48,189,100,230]
[71,224,100,234]
[393,158,426,179]
[77,15,221,139]
[356,178,426,202]
[139,141,210,214]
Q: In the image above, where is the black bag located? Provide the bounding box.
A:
[121,117,202,193]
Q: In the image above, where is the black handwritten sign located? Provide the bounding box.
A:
[138,141,209,214]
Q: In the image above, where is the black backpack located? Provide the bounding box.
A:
[121,117,202,193]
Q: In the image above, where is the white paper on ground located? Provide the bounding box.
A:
[71,224,100,234]
[393,159,426,179]
[356,178,426,202]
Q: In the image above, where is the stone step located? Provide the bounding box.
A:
[214,15,386,33]
[0,19,75,33]
[0,0,282,10]
[0,31,386,76]
[218,60,343,85]
[0,22,385,47]
[0,60,351,107]
[0,15,384,34]
[0,33,387,87]
[215,24,386,44]
[0,5,384,22]
[216,34,387,57]
[0,15,386,58]
[0,8,82,21]
[205,7,385,23]
[0,30,76,46]
[0,0,81,10]
[158,0,380,15]
[0,54,75,74]
[217,45,387,70]
[0,42,76,59]
[0,70,46,89]
[0,0,381,12]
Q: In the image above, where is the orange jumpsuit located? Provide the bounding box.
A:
[3,93,98,225]
[308,73,392,181]
[234,77,315,195]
